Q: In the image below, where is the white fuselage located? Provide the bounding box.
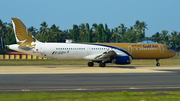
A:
[9,43,127,60]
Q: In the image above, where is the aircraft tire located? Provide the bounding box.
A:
[156,63,160,66]
[99,62,106,67]
[88,62,94,67]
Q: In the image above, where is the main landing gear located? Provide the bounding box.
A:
[156,59,160,66]
[88,62,94,67]
[87,61,106,67]
[99,62,106,67]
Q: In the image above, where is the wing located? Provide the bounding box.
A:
[83,50,126,61]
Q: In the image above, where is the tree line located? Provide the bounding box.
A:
[0,19,180,53]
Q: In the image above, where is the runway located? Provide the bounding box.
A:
[0,65,180,92]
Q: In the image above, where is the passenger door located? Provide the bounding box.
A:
[128,46,132,54]
[87,47,91,55]
[159,45,164,53]
[40,44,45,54]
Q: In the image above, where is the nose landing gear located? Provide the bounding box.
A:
[156,59,160,66]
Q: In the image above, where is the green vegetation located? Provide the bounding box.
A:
[0,56,179,66]
[0,19,180,53]
[0,91,180,101]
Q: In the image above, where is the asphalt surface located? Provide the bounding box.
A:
[0,65,180,92]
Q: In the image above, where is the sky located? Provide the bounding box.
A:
[1,0,180,37]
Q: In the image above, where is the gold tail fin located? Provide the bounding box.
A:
[12,18,37,48]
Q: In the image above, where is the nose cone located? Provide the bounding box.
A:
[170,50,176,57]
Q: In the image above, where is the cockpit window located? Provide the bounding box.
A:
[167,47,171,50]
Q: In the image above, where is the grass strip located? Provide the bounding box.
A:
[0,91,180,101]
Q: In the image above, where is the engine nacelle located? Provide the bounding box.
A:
[112,56,132,64]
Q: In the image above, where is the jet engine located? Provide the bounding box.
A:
[112,56,132,64]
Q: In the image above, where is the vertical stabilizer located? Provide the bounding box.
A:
[11,18,40,49]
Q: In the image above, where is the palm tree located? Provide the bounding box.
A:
[171,31,178,50]
[152,32,162,43]
[50,24,60,42]
[5,23,13,38]
[118,23,127,42]
[141,21,148,34]
[134,20,141,32]
[79,23,86,42]
[69,24,79,42]
[126,27,137,43]
[110,27,120,43]
[118,23,127,34]
[0,19,7,49]
[161,30,169,45]
[40,21,48,42]
[134,20,148,34]
[92,23,98,42]
[28,26,37,36]
[85,23,92,42]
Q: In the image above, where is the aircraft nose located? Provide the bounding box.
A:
[171,50,176,57]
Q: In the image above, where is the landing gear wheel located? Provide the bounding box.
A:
[99,62,106,67]
[156,63,160,66]
[156,59,160,66]
[88,62,94,67]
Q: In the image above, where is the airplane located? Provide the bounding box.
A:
[8,18,176,67]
